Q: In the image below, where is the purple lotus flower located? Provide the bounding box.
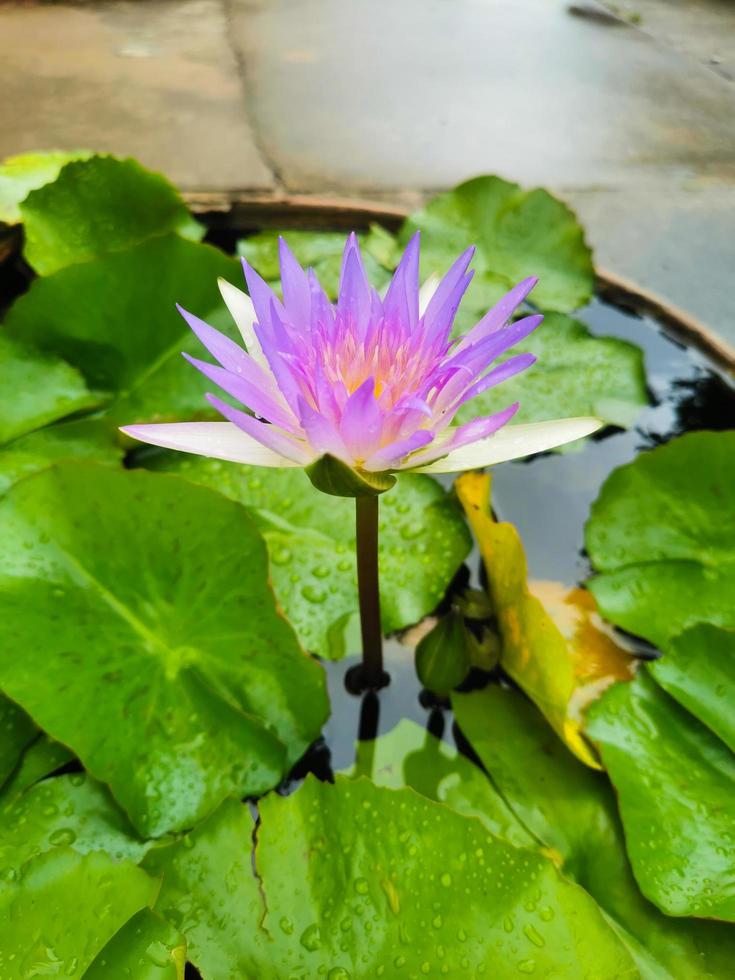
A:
[121,233,601,491]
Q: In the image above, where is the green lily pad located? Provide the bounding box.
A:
[0,695,36,788]
[586,431,735,647]
[0,418,122,497]
[143,454,471,658]
[650,624,735,753]
[0,335,101,446]
[0,772,150,871]
[143,799,270,979]
[455,313,647,433]
[238,225,395,299]
[5,234,239,424]
[587,671,735,920]
[84,908,186,980]
[343,718,536,848]
[0,848,157,978]
[454,685,735,977]
[0,736,74,805]
[148,777,636,978]
[0,463,329,836]
[457,472,635,768]
[20,155,203,275]
[0,150,92,224]
[401,175,594,313]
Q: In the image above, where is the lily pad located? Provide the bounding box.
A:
[142,453,471,658]
[0,772,150,871]
[0,463,329,836]
[650,624,735,753]
[84,908,186,980]
[148,777,636,978]
[238,226,394,298]
[0,848,157,978]
[401,175,594,313]
[0,695,36,788]
[0,736,74,805]
[344,718,536,848]
[455,313,648,434]
[4,234,239,424]
[0,419,122,497]
[586,431,735,647]
[457,471,635,767]
[0,334,101,446]
[0,149,92,224]
[587,671,735,920]
[20,155,203,275]
[143,799,270,979]
[453,685,735,978]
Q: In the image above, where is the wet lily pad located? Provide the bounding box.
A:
[0,736,74,805]
[84,908,186,980]
[0,695,36,788]
[148,777,636,978]
[401,175,594,313]
[0,848,157,979]
[0,772,150,870]
[453,685,735,977]
[0,149,92,224]
[142,455,471,658]
[651,624,735,753]
[0,418,122,497]
[587,671,735,920]
[457,471,635,767]
[343,718,535,848]
[455,313,648,434]
[0,463,329,836]
[4,234,239,424]
[0,335,101,446]
[20,155,203,275]
[586,431,735,647]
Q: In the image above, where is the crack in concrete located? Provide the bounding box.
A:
[221,0,286,194]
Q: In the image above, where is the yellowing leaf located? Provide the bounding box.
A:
[456,471,635,767]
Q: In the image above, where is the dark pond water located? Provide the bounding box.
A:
[283,295,735,792]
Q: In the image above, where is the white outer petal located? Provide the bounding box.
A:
[217,277,268,367]
[408,417,604,473]
[418,273,441,316]
[120,422,305,467]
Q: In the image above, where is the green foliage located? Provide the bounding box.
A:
[454,685,735,977]
[0,149,92,224]
[401,175,595,312]
[586,431,735,646]
[588,672,735,920]
[0,848,158,978]
[414,611,471,694]
[0,695,37,788]
[84,909,186,980]
[147,778,635,978]
[20,155,203,275]
[0,335,101,446]
[143,454,471,659]
[0,464,329,836]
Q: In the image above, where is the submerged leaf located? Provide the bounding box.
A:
[587,671,735,921]
[20,155,203,275]
[0,463,329,836]
[457,471,635,766]
[586,431,735,647]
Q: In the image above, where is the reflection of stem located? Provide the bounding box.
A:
[355,496,384,689]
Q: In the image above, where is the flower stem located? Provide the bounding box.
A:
[355,495,386,690]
